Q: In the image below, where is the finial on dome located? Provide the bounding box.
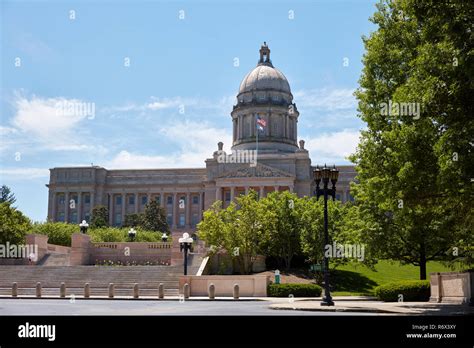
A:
[259,42,272,66]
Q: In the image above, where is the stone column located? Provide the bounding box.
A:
[289,185,294,193]
[215,187,222,201]
[77,192,82,222]
[259,186,264,199]
[147,193,151,206]
[90,192,95,210]
[172,193,178,229]
[134,193,139,213]
[230,187,235,202]
[64,191,70,223]
[160,193,165,208]
[185,192,191,228]
[199,192,204,218]
[245,186,249,195]
[109,194,114,226]
[121,193,126,226]
[51,192,57,222]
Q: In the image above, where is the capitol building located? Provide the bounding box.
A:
[46,43,357,233]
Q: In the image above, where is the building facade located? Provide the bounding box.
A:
[46,43,357,233]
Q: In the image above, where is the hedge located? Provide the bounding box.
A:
[268,283,322,297]
[374,280,430,302]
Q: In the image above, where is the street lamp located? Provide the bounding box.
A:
[79,220,89,234]
[179,232,193,275]
[314,164,339,306]
[128,228,137,242]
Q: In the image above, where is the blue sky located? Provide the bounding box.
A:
[0,0,377,221]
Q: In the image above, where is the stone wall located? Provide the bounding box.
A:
[430,271,473,304]
[179,274,270,297]
[90,242,172,265]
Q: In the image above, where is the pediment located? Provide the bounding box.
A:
[217,163,294,179]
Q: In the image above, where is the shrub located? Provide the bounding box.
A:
[0,203,31,245]
[32,222,77,246]
[374,280,430,302]
[267,283,322,297]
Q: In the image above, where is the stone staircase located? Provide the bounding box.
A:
[0,256,204,298]
[37,252,70,266]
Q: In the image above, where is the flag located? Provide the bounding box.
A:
[256,116,266,131]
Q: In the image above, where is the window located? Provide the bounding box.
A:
[58,212,65,222]
[70,212,78,223]
[179,196,186,209]
[155,196,161,205]
[84,213,90,222]
[115,213,122,225]
[71,195,78,205]
[58,195,65,205]
[225,191,231,202]
[192,214,199,226]
[166,214,172,225]
[179,214,185,227]
[84,194,91,204]
[192,196,199,205]
[128,195,135,205]
[167,196,173,205]
[349,194,355,202]
[141,196,147,205]
[115,196,122,205]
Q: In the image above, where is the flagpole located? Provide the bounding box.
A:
[256,120,259,165]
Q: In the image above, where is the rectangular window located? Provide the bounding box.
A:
[167,196,173,205]
[155,196,161,205]
[70,212,78,223]
[84,213,90,222]
[179,214,185,227]
[58,212,65,222]
[225,192,231,202]
[166,214,172,225]
[58,195,65,205]
[141,196,148,205]
[179,196,186,209]
[349,194,355,202]
[128,195,135,205]
[192,213,199,226]
[115,196,122,205]
[71,194,78,205]
[192,196,199,205]
[84,194,91,204]
[115,213,122,225]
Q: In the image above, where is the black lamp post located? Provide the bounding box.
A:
[314,164,339,306]
[128,228,137,242]
[179,232,193,275]
[79,220,89,234]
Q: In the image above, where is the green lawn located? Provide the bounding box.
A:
[331,260,460,296]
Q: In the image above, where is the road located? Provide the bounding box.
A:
[0,298,380,316]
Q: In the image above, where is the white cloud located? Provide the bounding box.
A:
[304,129,360,163]
[105,120,232,169]
[0,167,50,180]
[11,92,89,138]
[294,88,357,111]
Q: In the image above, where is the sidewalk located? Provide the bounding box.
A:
[269,300,474,315]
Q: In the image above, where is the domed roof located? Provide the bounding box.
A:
[238,43,291,95]
[239,65,291,94]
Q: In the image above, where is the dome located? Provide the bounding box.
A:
[238,65,291,94]
[237,42,291,96]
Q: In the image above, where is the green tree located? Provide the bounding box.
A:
[0,185,16,205]
[0,203,32,245]
[351,0,473,279]
[123,213,143,228]
[260,191,301,271]
[90,205,109,228]
[141,200,169,232]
